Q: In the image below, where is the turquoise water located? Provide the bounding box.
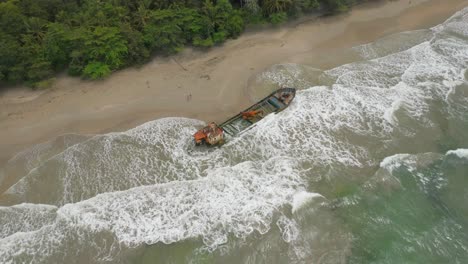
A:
[344,152,468,263]
[1,7,468,264]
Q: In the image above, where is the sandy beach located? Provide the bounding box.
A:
[0,0,466,167]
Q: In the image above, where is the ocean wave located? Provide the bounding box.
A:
[0,203,57,240]
[446,149,468,159]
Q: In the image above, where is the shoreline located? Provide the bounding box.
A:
[0,0,467,168]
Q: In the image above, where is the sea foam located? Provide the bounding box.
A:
[447,149,468,159]
[291,191,324,214]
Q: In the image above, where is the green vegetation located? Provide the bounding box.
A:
[0,0,373,87]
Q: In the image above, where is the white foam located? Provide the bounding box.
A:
[5,118,209,205]
[0,157,305,263]
[380,154,412,172]
[6,133,89,172]
[353,29,433,60]
[291,191,324,214]
[383,99,403,125]
[380,152,444,172]
[0,203,57,239]
[446,149,468,159]
[276,215,299,243]
[57,158,304,248]
[0,217,122,264]
[258,63,321,90]
[377,152,449,196]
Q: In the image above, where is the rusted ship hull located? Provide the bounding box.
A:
[194,88,296,146]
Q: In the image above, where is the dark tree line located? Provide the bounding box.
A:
[0,0,369,87]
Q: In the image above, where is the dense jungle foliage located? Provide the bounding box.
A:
[0,0,373,87]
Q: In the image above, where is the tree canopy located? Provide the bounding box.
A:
[0,0,371,86]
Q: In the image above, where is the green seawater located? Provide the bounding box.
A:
[344,153,468,264]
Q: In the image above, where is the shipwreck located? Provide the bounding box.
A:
[193,87,296,146]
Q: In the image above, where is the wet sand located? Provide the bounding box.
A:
[0,0,466,167]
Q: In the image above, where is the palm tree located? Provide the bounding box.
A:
[25,17,47,41]
[243,0,260,13]
[200,0,218,34]
[134,0,153,29]
[261,0,293,14]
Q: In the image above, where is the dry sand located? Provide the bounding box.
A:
[0,0,467,167]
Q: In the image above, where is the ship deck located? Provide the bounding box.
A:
[219,88,295,136]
